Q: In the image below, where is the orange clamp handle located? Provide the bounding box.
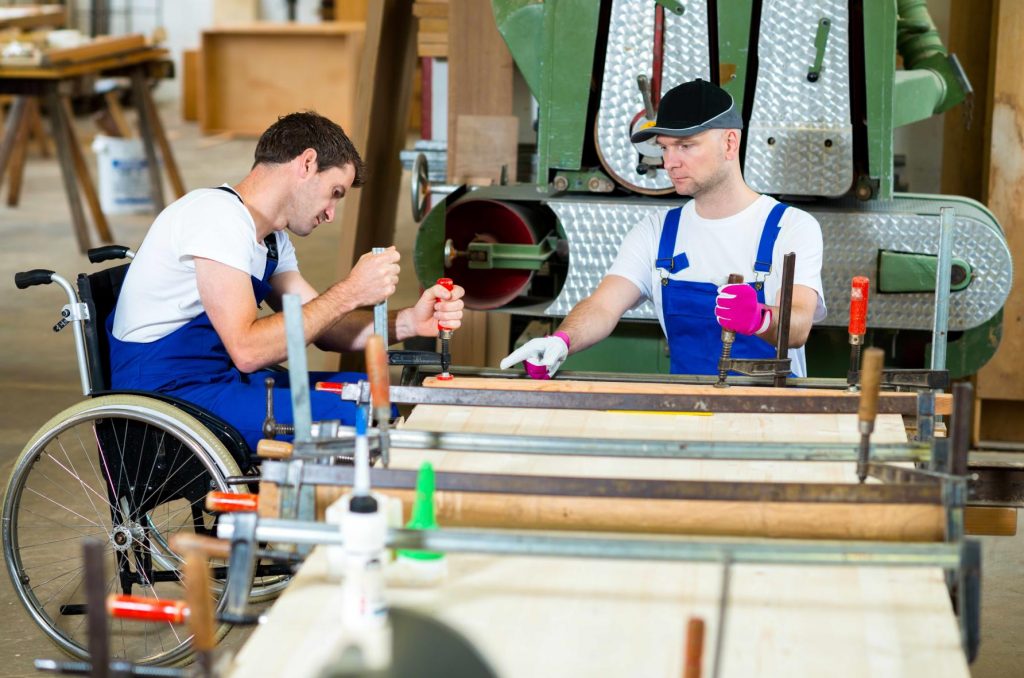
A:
[107,594,187,624]
[205,491,258,513]
[366,334,390,411]
[315,381,345,394]
[436,278,454,331]
[849,276,870,336]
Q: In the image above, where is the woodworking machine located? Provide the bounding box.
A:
[411,0,1011,379]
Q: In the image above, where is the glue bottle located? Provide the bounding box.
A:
[338,406,392,669]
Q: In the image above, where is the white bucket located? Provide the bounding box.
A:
[91,135,154,214]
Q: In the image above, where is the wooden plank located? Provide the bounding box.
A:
[4,96,30,206]
[451,114,517,183]
[446,0,513,182]
[199,24,364,137]
[42,34,147,66]
[413,3,450,18]
[231,406,969,678]
[421,376,954,415]
[335,2,417,271]
[978,0,1024,400]
[940,0,994,200]
[964,506,1017,536]
[417,41,448,58]
[181,49,199,122]
[59,95,113,244]
[0,5,66,31]
[311,408,940,541]
[418,18,449,33]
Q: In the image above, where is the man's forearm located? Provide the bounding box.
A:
[555,296,621,354]
[314,308,413,353]
[756,298,816,348]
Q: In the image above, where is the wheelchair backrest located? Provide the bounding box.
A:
[77,263,130,393]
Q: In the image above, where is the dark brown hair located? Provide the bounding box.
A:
[253,111,366,186]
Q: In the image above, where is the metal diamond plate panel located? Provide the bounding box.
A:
[745,0,853,197]
[546,200,1010,332]
[595,0,709,192]
[547,201,657,319]
[819,210,1011,331]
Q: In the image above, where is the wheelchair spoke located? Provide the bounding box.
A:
[22,490,106,533]
[43,447,118,519]
[55,434,111,529]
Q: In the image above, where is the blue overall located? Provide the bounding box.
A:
[657,203,788,375]
[107,188,361,452]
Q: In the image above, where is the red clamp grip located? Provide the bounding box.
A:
[205,491,258,513]
[849,276,869,336]
[107,594,187,624]
[436,278,454,332]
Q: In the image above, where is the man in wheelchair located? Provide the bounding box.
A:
[106,111,464,451]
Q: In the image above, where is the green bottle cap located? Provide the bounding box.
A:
[398,462,444,561]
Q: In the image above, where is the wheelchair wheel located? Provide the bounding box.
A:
[3,395,252,665]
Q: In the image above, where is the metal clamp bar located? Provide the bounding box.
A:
[931,207,955,372]
[371,246,389,347]
[287,429,932,464]
[216,516,964,568]
[283,294,311,443]
[260,464,945,505]
[774,252,796,388]
[337,383,932,415]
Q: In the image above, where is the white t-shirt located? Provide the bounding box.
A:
[113,186,299,342]
[606,195,826,377]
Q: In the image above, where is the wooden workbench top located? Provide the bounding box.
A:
[233,406,968,677]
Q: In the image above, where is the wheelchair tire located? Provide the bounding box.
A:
[3,395,254,666]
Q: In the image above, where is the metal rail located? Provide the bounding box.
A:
[216,517,966,568]
[259,463,948,505]
[284,428,932,463]
[338,383,931,415]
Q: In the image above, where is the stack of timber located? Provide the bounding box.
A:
[414,1,448,58]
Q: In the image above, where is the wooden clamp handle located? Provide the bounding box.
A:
[257,438,294,459]
[168,532,232,560]
[858,347,885,425]
[366,333,390,412]
[182,551,216,653]
[107,594,187,624]
[683,617,705,678]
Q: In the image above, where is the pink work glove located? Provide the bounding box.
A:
[499,331,571,380]
[715,284,772,336]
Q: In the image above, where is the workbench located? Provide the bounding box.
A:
[228,404,970,677]
[0,45,183,252]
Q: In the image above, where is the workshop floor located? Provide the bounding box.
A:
[0,93,1020,676]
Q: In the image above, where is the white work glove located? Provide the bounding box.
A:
[499,333,571,380]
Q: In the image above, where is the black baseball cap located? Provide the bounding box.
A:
[630,79,743,143]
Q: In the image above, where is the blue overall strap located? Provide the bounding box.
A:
[213,185,277,262]
[753,202,789,274]
[655,207,690,273]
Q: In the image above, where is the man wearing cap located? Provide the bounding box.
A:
[500,79,826,378]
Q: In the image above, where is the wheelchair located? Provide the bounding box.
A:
[6,246,288,666]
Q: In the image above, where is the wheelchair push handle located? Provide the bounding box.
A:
[87,245,134,263]
[14,269,55,289]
